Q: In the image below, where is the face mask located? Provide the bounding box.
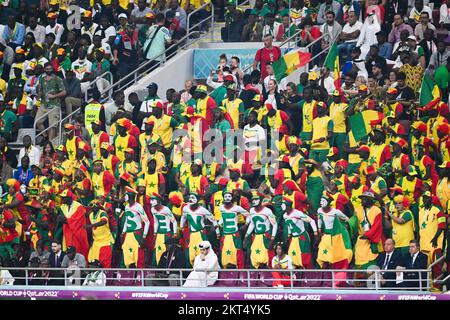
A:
[224,194,233,203]
[189,195,198,205]
[150,199,158,207]
[20,184,27,194]
[252,199,260,207]
[280,203,287,211]
[124,194,129,202]
[320,198,328,208]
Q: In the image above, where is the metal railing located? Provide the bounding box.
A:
[107,2,215,94]
[0,266,439,291]
[48,5,215,144]
[33,107,62,145]
[84,71,114,102]
[186,2,215,41]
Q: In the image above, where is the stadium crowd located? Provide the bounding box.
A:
[0,0,449,290]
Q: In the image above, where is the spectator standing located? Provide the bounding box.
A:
[36,62,66,142]
[63,70,82,116]
[166,0,187,31]
[253,34,281,81]
[113,15,139,80]
[143,13,172,69]
[131,0,154,30]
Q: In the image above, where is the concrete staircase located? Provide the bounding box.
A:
[190,21,225,47]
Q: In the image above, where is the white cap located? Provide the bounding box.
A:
[118,13,128,20]
[199,241,211,249]
[0,93,3,102]
[407,35,417,41]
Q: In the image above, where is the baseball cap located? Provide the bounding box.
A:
[118,13,128,20]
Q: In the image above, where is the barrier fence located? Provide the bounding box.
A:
[0,266,440,292]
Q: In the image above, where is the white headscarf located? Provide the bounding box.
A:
[357,14,381,59]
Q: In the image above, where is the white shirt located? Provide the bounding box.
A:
[265,93,278,110]
[93,25,117,44]
[243,123,266,152]
[409,6,433,22]
[272,255,293,270]
[81,23,99,41]
[87,43,112,57]
[26,25,46,44]
[383,252,392,269]
[71,59,93,81]
[262,22,283,39]
[440,4,450,24]
[323,76,335,95]
[45,23,64,44]
[82,271,107,286]
[342,20,363,43]
[18,145,41,167]
[320,23,334,38]
[411,251,419,265]
[263,74,275,93]
[317,208,348,230]
[0,270,14,285]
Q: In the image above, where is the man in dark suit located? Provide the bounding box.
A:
[376,238,405,288]
[48,239,66,285]
[48,239,65,268]
[404,240,428,290]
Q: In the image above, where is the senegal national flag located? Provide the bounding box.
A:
[419,73,441,109]
[349,110,384,142]
[323,42,341,91]
[317,216,353,269]
[273,49,311,82]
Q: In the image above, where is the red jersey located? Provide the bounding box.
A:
[254,46,282,80]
